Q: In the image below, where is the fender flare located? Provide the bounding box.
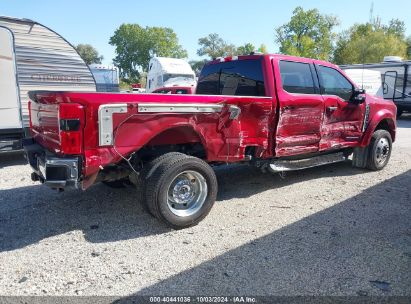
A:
[360,110,396,147]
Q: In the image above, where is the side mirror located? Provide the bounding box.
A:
[351,88,366,104]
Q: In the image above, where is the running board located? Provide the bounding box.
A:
[268,152,346,172]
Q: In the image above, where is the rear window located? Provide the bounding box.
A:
[196,59,266,96]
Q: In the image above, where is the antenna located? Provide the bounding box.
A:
[369,1,374,23]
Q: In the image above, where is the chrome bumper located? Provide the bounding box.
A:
[23,138,81,189]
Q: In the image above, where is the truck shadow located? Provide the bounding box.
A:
[397,114,411,128]
[215,161,366,201]
[123,169,410,296]
[0,161,391,252]
[0,152,26,168]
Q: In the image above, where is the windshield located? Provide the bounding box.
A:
[163,74,194,82]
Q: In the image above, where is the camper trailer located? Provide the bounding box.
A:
[343,69,384,98]
[0,16,96,152]
[146,57,196,93]
[89,64,119,92]
[341,57,411,117]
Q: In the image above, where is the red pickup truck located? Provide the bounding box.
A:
[24,54,396,228]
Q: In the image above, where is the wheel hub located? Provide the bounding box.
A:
[167,170,208,217]
[375,137,390,165]
[172,180,195,204]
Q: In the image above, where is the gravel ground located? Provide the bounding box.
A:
[0,116,410,297]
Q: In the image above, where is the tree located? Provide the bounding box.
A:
[275,7,339,61]
[75,44,103,65]
[189,59,208,75]
[333,19,408,65]
[236,43,255,55]
[197,33,236,58]
[109,24,187,82]
[258,44,268,54]
[406,36,411,59]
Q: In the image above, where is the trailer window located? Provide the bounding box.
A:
[196,59,266,96]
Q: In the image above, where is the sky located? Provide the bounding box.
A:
[2,0,411,65]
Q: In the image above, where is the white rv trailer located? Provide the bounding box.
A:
[146,57,196,93]
[340,57,411,117]
[343,69,383,98]
[0,16,96,152]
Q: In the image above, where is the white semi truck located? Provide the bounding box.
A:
[146,57,196,93]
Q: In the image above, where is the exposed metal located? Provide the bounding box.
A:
[0,16,97,128]
[167,170,208,217]
[228,105,241,119]
[98,104,128,146]
[38,155,80,189]
[138,103,224,113]
[268,152,346,172]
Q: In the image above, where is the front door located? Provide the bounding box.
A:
[315,64,365,151]
[274,59,324,157]
[0,27,21,130]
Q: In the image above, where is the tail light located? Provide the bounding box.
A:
[59,103,84,154]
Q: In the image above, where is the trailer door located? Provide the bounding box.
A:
[383,71,397,100]
[0,27,21,130]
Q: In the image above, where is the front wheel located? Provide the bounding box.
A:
[143,154,218,229]
[366,129,392,171]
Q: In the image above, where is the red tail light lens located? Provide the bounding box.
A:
[59,103,84,154]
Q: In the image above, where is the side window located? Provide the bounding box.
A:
[279,61,315,94]
[196,59,266,96]
[318,66,353,100]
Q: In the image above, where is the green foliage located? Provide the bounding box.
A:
[75,44,103,65]
[197,33,237,58]
[333,19,408,64]
[406,36,411,59]
[275,6,339,61]
[109,24,187,82]
[189,59,209,75]
[258,44,268,54]
[237,43,255,55]
[119,79,131,91]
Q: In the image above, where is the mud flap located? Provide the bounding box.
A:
[352,146,369,168]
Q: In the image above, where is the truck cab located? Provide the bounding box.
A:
[24,54,396,229]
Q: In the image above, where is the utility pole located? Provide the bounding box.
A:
[369,1,374,23]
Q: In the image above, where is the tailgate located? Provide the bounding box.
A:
[30,101,61,151]
[29,91,85,155]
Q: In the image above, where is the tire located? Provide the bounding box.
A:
[366,129,392,171]
[143,154,218,229]
[134,152,187,216]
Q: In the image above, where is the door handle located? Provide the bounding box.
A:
[327,106,338,112]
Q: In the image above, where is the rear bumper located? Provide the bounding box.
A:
[23,138,81,189]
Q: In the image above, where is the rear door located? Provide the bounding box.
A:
[315,64,365,150]
[273,59,324,157]
[0,27,21,130]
